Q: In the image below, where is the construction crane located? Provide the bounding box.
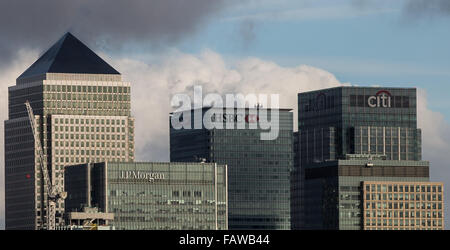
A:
[25,101,67,230]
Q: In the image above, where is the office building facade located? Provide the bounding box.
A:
[4,33,134,229]
[64,162,228,230]
[292,86,444,230]
[170,107,293,229]
[362,181,444,230]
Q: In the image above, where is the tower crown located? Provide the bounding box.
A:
[18,32,120,81]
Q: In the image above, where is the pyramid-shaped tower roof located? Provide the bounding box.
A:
[18,32,120,80]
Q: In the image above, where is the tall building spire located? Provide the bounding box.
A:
[18,32,120,80]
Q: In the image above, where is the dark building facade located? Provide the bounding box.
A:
[4,33,134,229]
[170,107,293,229]
[292,86,443,230]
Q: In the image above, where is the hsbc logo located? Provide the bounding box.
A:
[211,113,259,123]
[245,114,259,123]
[368,90,392,108]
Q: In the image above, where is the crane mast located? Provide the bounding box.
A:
[25,101,66,230]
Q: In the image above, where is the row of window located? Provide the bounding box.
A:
[54,149,127,158]
[44,101,130,110]
[365,210,443,218]
[365,193,442,201]
[364,219,442,228]
[53,139,133,147]
[356,127,417,136]
[54,118,128,125]
[365,201,443,210]
[365,184,442,193]
[44,92,130,101]
[54,127,128,134]
[44,85,130,94]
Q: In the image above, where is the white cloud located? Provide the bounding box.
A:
[417,88,450,228]
[111,49,343,161]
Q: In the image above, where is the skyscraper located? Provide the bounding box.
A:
[4,33,134,229]
[292,86,444,230]
[170,107,293,229]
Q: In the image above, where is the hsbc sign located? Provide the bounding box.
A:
[368,90,392,108]
[211,113,259,123]
[245,114,259,123]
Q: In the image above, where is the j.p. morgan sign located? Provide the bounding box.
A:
[119,171,165,182]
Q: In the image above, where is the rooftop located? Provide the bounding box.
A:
[18,32,120,80]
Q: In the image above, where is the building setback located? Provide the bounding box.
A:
[64,162,228,230]
[4,33,134,229]
[170,107,293,229]
[292,86,444,230]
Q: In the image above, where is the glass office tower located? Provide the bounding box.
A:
[4,33,134,229]
[65,162,228,230]
[292,86,444,230]
[170,107,293,229]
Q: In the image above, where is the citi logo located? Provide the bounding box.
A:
[368,90,391,108]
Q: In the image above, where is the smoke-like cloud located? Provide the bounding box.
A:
[0,0,232,66]
[110,49,343,161]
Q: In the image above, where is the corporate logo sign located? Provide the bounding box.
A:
[170,85,280,140]
[367,90,391,108]
[349,89,409,109]
[119,170,165,182]
[210,113,259,123]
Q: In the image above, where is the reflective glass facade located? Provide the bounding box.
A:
[65,162,228,230]
[297,87,418,164]
[292,86,442,230]
[170,108,293,229]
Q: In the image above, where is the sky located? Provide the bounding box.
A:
[0,0,450,229]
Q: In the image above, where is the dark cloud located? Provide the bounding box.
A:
[0,0,233,65]
[351,0,450,17]
[404,0,450,17]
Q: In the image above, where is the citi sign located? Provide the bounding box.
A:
[367,90,392,108]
